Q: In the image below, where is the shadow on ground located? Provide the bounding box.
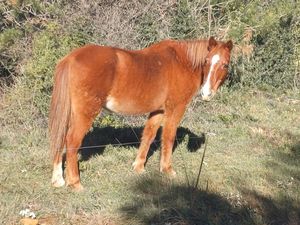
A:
[119,136,300,225]
[275,139,300,181]
[264,132,300,182]
[241,190,300,225]
[80,126,205,161]
[119,175,254,225]
[249,138,300,225]
[119,175,300,225]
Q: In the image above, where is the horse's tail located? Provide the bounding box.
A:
[49,59,71,160]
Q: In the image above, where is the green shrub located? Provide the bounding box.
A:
[136,15,159,48]
[170,0,197,40]
[0,28,22,51]
[0,28,23,81]
[24,22,87,116]
[1,0,299,122]
[0,0,61,83]
[226,0,299,89]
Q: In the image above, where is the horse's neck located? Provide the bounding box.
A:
[169,41,206,88]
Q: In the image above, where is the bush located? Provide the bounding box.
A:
[0,28,22,51]
[0,0,60,84]
[226,0,299,89]
[136,14,159,48]
[0,28,22,82]
[0,0,299,121]
[24,22,87,116]
[170,0,197,39]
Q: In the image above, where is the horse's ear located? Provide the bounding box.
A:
[225,40,233,51]
[208,36,217,51]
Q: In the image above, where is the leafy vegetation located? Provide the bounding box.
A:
[170,0,197,39]
[0,0,299,224]
[225,0,300,88]
[1,0,299,110]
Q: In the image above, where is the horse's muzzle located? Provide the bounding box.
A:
[200,89,215,101]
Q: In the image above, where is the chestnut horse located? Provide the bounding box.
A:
[49,37,233,190]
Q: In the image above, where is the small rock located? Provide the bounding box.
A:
[20,218,39,225]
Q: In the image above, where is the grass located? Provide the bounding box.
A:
[0,88,300,224]
[1,1,299,224]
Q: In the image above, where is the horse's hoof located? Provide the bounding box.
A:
[132,161,145,174]
[51,177,65,187]
[66,181,84,192]
[160,167,177,178]
[69,182,84,192]
[73,184,84,192]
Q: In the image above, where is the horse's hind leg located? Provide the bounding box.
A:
[65,112,97,191]
[51,114,91,189]
[133,110,164,173]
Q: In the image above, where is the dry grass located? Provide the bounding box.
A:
[1,1,300,224]
[1,88,300,225]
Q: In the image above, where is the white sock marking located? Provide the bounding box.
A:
[52,162,65,187]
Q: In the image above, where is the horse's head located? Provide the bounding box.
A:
[200,37,233,101]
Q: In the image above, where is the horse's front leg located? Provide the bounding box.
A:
[133,110,164,173]
[160,104,186,176]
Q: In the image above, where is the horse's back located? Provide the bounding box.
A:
[66,44,118,72]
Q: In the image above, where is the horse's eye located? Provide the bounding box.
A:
[223,64,229,69]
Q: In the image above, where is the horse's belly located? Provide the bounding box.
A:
[105,95,164,115]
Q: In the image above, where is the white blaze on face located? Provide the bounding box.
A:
[201,54,220,100]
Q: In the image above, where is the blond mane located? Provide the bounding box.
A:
[185,40,209,70]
